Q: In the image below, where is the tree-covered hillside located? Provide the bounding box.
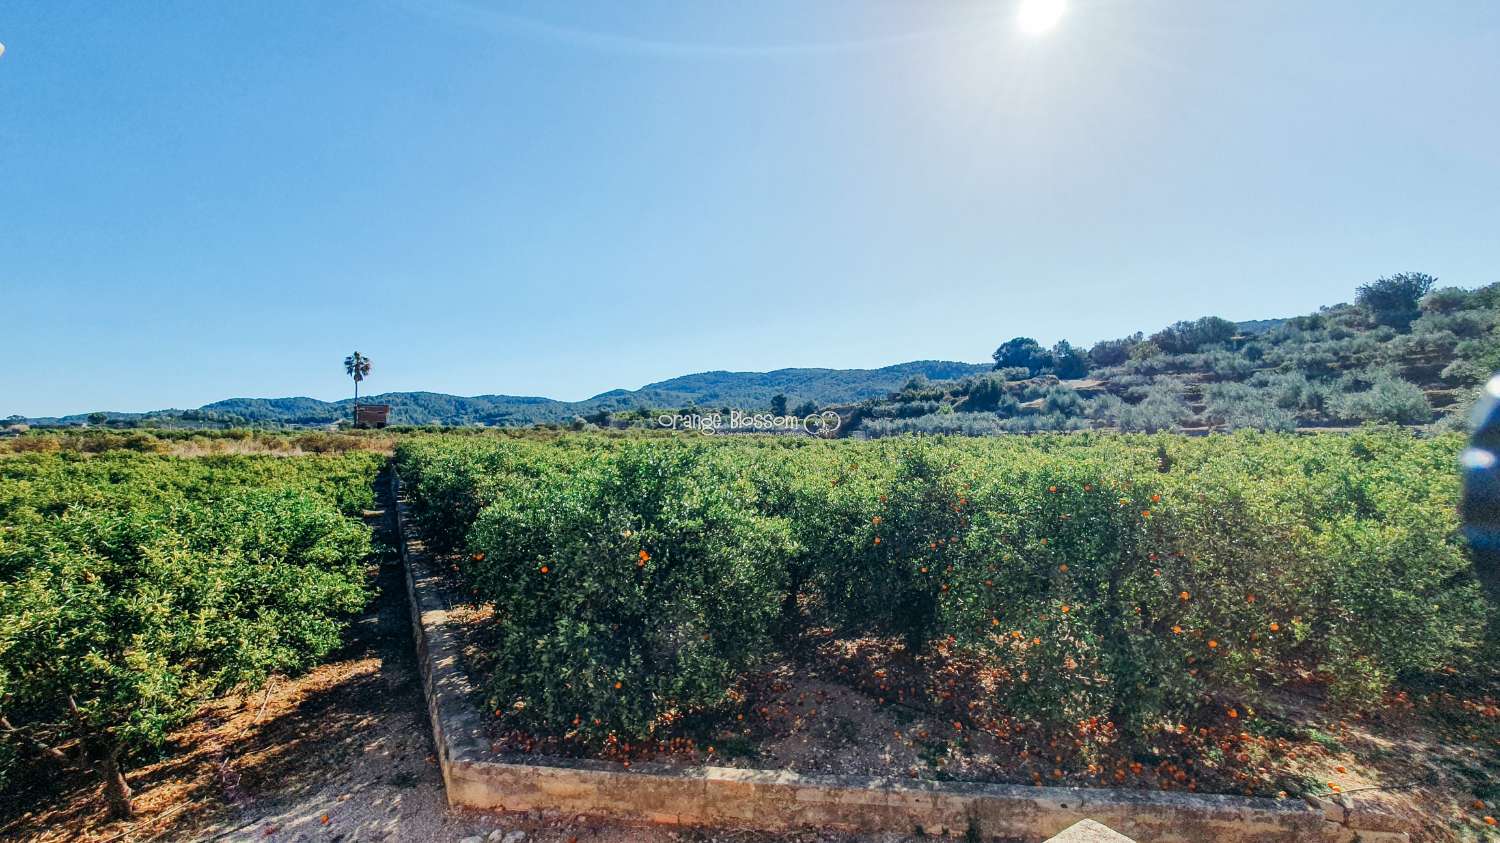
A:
[838,274,1498,437]
[16,274,1495,435]
[21,361,990,428]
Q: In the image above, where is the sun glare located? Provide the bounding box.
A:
[1017,0,1066,36]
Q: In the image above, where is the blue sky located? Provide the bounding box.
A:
[2,1,1498,416]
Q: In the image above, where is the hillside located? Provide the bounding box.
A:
[834,274,1498,437]
[15,275,1496,435]
[19,361,990,428]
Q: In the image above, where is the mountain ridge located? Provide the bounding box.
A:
[19,360,992,427]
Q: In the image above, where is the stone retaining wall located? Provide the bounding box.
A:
[391,471,1408,842]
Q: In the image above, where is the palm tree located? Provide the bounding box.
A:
[344,352,371,424]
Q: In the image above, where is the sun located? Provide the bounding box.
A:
[1016,0,1066,36]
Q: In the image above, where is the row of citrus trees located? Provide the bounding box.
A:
[0,450,384,817]
[396,430,1489,750]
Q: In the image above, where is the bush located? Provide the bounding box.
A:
[463,442,791,745]
[992,338,1051,376]
[1421,286,1473,314]
[860,412,1007,438]
[998,412,1091,432]
[1085,393,1124,422]
[396,430,1486,753]
[0,456,376,814]
[1412,310,1493,340]
[960,375,1020,411]
[1051,340,1090,379]
[1252,371,1331,413]
[811,443,968,653]
[1150,317,1237,354]
[1041,385,1085,416]
[1357,272,1436,331]
[1118,384,1189,432]
[1088,334,1141,367]
[1330,374,1432,424]
[1201,349,1255,380]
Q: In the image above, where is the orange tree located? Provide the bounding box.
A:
[805,441,971,654]
[396,428,1489,752]
[944,430,1487,738]
[0,454,376,817]
[463,440,792,746]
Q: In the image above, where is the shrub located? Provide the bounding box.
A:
[1150,317,1237,354]
[999,412,1091,432]
[812,443,968,653]
[1202,349,1255,380]
[1412,310,1493,340]
[860,412,1007,438]
[0,460,374,815]
[292,432,365,454]
[1421,286,1473,314]
[1441,358,1487,387]
[1042,385,1085,416]
[463,442,791,745]
[1129,340,1163,361]
[992,338,1051,376]
[1051,340,1090,379]
[396,430,1486,756]
[1252,371,1331,413]
[1085,393,1124,423]
[1330,374,1432,424]
[1118,384,1189,432]
[1088,334,1141,367]
[4,436,61,454]
[1357,272,1436,331]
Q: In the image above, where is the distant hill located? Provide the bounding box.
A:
[19,277,1496,436]
[835,278,1497,437]
[22,361,991,428]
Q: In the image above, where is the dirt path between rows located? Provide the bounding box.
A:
[2,470,917,843]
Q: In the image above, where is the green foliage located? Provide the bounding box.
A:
[813,443,967,652]
[992,338,1051,376]
[0,452,378,803]
[398,430,1487,748]
[1042,385,1084,416]
[991,340,1091,380]
[1422,286,1474,314]
[1118,384,1189,432]
[1357,272,1436,331]
[1051,340,1090,379]
[460,441,791,745]
[860,412,1009,438]
[1088,334,1141,367]
[1150,317,1237,354]
[1203,383,1294,432]
[1329,374,1432,424]
[841,274,1491,437]
[955,374,1009,412]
